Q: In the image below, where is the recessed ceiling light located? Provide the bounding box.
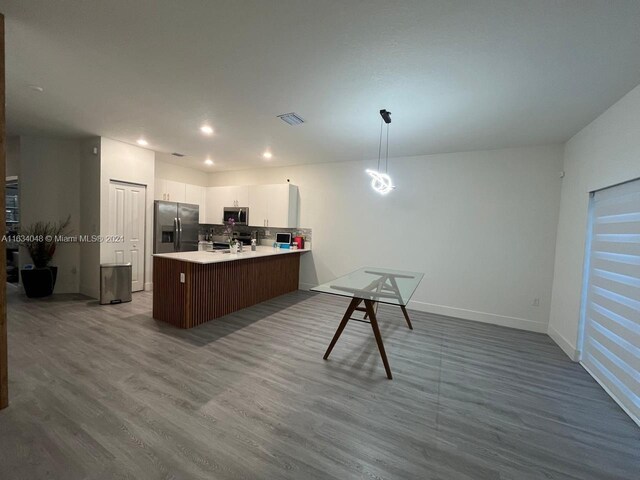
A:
[28,85,44,93]
[136,138,148,146]
[263,151,273,159]
[200,125,214,135]
[204,158,214,166]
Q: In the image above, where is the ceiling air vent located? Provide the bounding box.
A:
[277,112,305,125]
[171,152,185,157]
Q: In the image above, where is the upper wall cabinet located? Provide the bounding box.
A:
[155,179,186,203]
[185,184,206,223]
[205,186,249,224]
[155,180,206,222]
[248,184,298,228]
[205,184,297,227]
[154,179,166,201]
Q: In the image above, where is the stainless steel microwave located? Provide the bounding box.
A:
[222,207,249,225]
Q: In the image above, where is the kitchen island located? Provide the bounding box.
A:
[153,246,309,328]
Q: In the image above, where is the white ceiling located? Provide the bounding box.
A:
[3,0,640,172]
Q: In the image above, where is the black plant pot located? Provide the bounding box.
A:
[21,266,58,298]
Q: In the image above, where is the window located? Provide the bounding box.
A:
[580,178,640,426]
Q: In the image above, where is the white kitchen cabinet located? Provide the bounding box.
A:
[205,186,225,224]
[154,179,166,201]
[165,180,186,202]
[247,184,298,228]
[228,186,249,207]
[185,184,206,222]
[205,186,249,224]
[269,184,297,227]
[155,179,186,202]
[248,185,270,227]
[155,180,206,222]
[206,186,236,224]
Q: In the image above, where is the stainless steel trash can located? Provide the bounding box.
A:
[100,263,132,305]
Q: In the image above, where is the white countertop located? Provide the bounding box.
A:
[153,246,310,264]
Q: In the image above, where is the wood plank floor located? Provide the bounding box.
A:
[1,287,638,480]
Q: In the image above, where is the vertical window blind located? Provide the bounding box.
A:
[581,178,640,426]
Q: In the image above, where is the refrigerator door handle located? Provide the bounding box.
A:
[173,217,178,251]
[177,218,183,251]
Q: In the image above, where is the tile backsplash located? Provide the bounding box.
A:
[199,224,312,244]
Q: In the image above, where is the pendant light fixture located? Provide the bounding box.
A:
[366,109,395,194]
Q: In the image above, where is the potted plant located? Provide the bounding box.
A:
[224,217,239,253]
[18,215,71,298]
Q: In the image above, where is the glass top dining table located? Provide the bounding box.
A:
[311,267,424,306]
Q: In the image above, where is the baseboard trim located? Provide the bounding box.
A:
[547,325,580,361]
[300,283,547,333]
[144,282,153,291]
[407,300,548,333]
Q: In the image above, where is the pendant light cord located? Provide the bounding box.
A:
[385,123,390,174]
[377,117,383,172]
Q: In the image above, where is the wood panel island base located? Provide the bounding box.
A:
[153,247,308,328]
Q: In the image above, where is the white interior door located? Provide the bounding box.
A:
[108,181,146,292]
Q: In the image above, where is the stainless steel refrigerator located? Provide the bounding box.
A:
[154,201,199,253]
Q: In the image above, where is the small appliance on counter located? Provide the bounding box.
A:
[293,235,305,250]
[198,241,213,251]
[275,232,292,249]
[234,232,253,246]
[212,241,231,251]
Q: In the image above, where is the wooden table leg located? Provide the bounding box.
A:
[363,301,377,320]
[364,299,393,379]
[323,297,362,360]
[400,305,413,330]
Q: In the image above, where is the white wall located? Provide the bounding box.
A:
[19,136,81,293]
[100,137,155,291]
[79,138,101,299]
[549,84,640,360]
[209,145,563,332]
[155,155,209,186]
